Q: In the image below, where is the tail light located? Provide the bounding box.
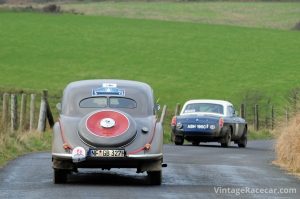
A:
[171,116,176,126]
[219,118,224,128]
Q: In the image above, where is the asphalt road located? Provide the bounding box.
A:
[0,140,299,199]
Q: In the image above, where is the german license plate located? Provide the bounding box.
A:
[89,149,125,157]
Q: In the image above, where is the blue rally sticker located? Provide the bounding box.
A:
[92,87,125,96]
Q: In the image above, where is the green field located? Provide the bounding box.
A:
[1,11,300,107]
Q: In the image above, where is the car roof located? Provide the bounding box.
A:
[61,79,154,117]
[65,79,152,92]
[183,99,233,107]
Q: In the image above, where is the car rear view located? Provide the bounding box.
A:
[52,80,164,185]
[171,100,247,147]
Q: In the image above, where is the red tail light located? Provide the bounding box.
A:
[171,116,177,126]
[219,118,224,128]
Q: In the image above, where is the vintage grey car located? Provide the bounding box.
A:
[171,100,247,148]
[52,80,164,185]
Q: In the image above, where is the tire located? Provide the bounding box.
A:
[192,141,199,146]
[147,171,162,185]
[238,128,248,148]
[238,136,247,148]
[174,136,184,145]
[221,128,231,148]
[53,169,68,184]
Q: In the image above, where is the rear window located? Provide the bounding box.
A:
[79,97,137,109]
[183,103,224,114]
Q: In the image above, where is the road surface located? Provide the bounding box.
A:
[0,140,299,198]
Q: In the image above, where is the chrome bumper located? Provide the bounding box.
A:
[52,153,163,160]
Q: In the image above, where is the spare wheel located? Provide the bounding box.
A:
[78,110,137,147]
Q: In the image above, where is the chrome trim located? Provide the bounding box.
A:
[52,153,72,159]
[127,153,163,159]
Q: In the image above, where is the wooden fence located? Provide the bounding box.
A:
[1,90,54,133]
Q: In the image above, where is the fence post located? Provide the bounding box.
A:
[240,103,245,119]
[174,103,181,116]
[171,103,181,142]
[285,107,289,126]
[254,104,259,131]
[37,90,47,132]
[11,94,18,132]
[271,105,274,130]
[29,94,36,131]
[19,93,27,132]
[46,98,54,128]
[2,93,9,129]
[160,105,167,124]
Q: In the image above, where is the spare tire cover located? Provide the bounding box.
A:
[78,110,137,147]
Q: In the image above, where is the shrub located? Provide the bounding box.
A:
[274,114,300,173]
[42,4,60,13]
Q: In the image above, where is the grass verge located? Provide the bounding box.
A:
[248,129,274,140]
[0,130,52,167]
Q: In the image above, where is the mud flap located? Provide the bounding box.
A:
[138,159,162,173]
[52,159,74,170]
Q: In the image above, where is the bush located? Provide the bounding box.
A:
[274,114,300,173]
[293,22,300,31]
[42,4,60,13]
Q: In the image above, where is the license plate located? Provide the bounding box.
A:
[187,124,209,129]
[89,149,125,157]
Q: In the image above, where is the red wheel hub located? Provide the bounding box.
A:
[86,110,129,137]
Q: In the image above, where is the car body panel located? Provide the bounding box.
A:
[52,80,163,175]
[172,99,247,146]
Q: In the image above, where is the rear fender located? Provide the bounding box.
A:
[147,122,163,155]
[52,122,66,154]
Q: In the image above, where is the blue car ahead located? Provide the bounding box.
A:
[171,100,247,148]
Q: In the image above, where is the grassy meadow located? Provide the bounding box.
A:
[1,12,300,106]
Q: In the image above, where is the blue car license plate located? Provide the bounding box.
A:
[89,149,125,157]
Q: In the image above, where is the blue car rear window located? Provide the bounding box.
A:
[184,103,223,114]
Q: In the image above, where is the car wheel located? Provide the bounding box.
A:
[147,170,162,185]
[221,128,231,148]
[53,169,68,184]
[238,136,247,148]
[192,141,199,146]
[174,136,184,145]
[238,127,247,148]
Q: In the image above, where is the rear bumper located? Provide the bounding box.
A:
[52,153,163,171]
[173,129,219,137]
[52,152,163,160]
[173,128,224,142]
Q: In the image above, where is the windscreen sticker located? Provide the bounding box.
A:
[92,86,125,96]
[184,109,195,113]
[102,83,117,88]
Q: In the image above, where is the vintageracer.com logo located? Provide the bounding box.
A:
[214,186,297,196]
